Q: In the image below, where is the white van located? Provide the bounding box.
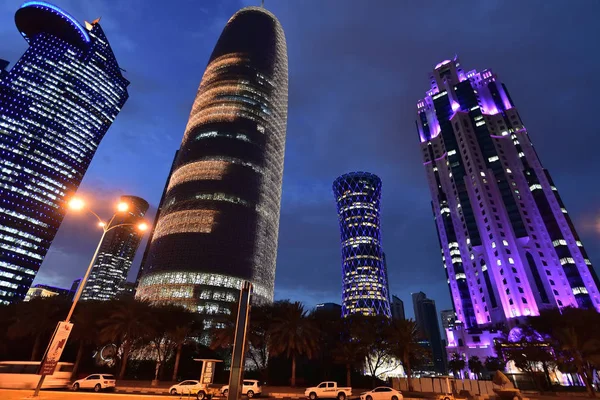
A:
[0,361,74,389]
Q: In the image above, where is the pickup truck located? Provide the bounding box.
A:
[305,382,352,400]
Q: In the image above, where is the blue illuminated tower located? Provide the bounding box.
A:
[0,2,129,304]
[333,172,391,318]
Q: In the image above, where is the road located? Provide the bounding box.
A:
[0,389,172,399]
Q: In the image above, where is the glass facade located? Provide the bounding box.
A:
[416,57,600,333]
[333,172,391,318]
[136,7,288,317]
[0,2,129,304]
[80,196,148,301]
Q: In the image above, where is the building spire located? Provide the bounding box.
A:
[261,0,265,8]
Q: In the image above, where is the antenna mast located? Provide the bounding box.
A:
[261,0,265,7]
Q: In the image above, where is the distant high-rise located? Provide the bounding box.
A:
[315,302,342,315]
[333,172,391,318]
[391,295,405,320]
[24,283,70,301]
[416,57,600,358]
[80,196,148,301]
[412,291,445,373]
[0,2,129,304]
[440,309,457,331]
[136,7,288,315]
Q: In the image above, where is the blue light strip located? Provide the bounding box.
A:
[20,1,90,43]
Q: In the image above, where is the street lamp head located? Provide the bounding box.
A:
[117,202,129,212]
[98,221,106,228]
[137,222,148,232]
[68,197,85,211]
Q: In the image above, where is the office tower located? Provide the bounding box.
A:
[136,7,288,315]
[80,196,148,301]
[0,2,129,304]
[416,57,600,358]
[315,302,342,315]
[333,172,392,318]
[412,292,445,373]
[391,295,405,320]
[70,278,82,295]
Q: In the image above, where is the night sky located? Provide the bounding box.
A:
[2,0,599,319]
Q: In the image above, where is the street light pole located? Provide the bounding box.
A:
[33,199,148,397]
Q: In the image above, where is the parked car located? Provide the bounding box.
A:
[360,387,403,400]
[169,380,203,395]
[72,374,116,392]
[304,381,352,400]
[221,380,262,398]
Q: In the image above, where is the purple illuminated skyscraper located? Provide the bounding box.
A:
[416,57,600,357]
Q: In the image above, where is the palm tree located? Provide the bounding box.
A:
[387,319,423,392]
[7,297,69,360]
[70,301,108,379]
[167,307,202,381]
[332,320,366,387]
[448,352,466,379]
[531,308,600,397]
[468,356,483,379]
[98,299,153,379]
[268,301,319,387]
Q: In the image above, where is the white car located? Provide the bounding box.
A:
[360,387,403,400]
[169,380,203,395]
[72,374,116,392]
[221,380,262,398]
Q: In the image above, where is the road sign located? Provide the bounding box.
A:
[202,361,214,384]
[38,321,73,376]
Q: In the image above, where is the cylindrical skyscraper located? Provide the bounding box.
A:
[0,2,129,304]
[81,196,149,301]
[136,7,288,315]
[333,172,391,318]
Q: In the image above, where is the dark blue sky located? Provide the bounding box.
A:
[2,0,600,318]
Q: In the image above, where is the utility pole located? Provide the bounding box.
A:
[227,282,252,400]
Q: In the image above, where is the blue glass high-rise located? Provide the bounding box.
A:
[0,2,129,304]
[333,172,391,318]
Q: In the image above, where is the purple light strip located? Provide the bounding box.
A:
[423,152,447,165]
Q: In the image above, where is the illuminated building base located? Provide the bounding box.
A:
[445,324,501,364]
[135,271,271,316]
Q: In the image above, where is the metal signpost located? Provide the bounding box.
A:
[227,281,252,400]
[34,321,73,395]
[194,358,222,385]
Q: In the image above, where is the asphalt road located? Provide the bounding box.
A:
[0,389,170,399]
[0,389,308,400]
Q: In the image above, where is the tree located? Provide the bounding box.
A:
[467,356,484,379]
[98,299,153,379]
[331,319,367,387]
[387,319,426,391]
[268,301,319,387]
[167,306,202,381]
[448,352,466,378]
[530,308,600,397]
[311,307,344,380]
[484,356,505,374]
[7,297,69,360]
[343,315,395,385]
[70,301,108,379]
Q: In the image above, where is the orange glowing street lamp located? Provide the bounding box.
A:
[34,196,150,396]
